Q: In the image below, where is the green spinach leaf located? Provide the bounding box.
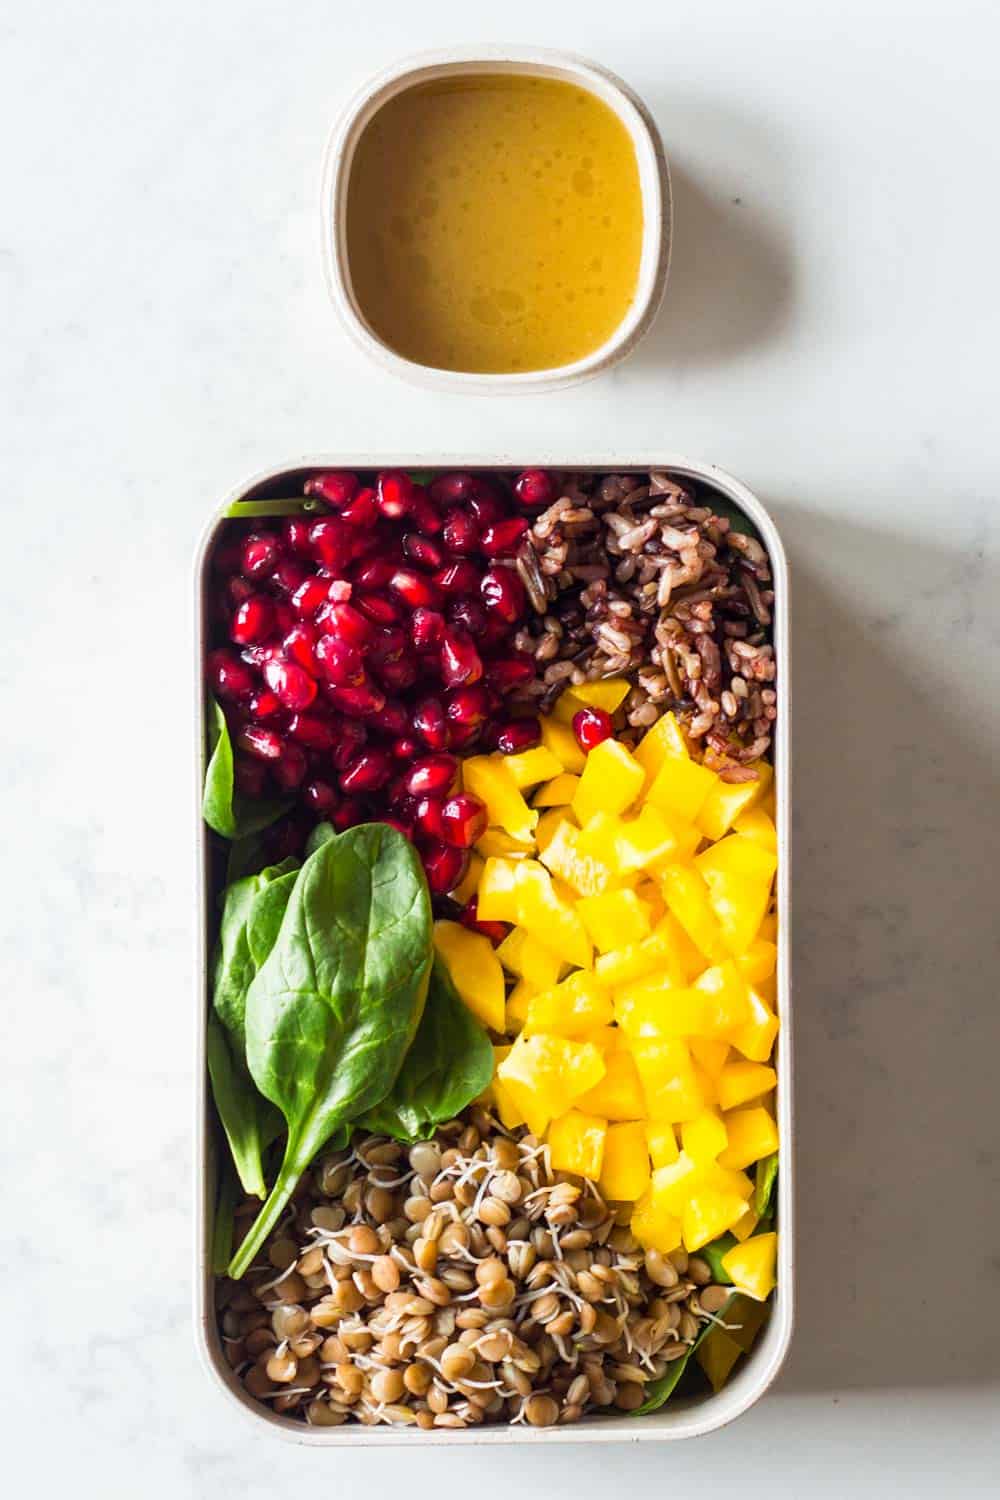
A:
[754,1152,779,1218]
[203,698,291,840]
[246,868,299,970]
[206,1013,268,1200]
[211,1163,239,1276]
[226,834,264,885]
[304,820,337,857]
[698,1234,737,1285]
[358,956,493,1141]
[229,824,433,1278]
[224,497,324,519]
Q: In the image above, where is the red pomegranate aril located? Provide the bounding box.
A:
[441,508,480,555]
[390,567,440,610]
[357,592,403,626]
[495,717,542,754]
[402,533,445,571]
[423,842,470,896]
[315,599,372,647]
[274,743,308,790]
[283,624,322,677]
[405,754,458,798]
[281,518,313,555]
[237,724,284,761]
[439,793,488,849]
[302,778,339,815]
[226,575,256,607]
[234,755,268,798]
[445,683,489,728]
[467,480,505,526]
[230,594,274,645]
[573,706,614,751]
[240,642,282,669]
[264,657,318,711]
[441,627,483,688]
[333,797,367,831]
[353,557,395,591]
[480,566,526,624]
[448,598,489,636]
[340,486,379,528]
[207,649,255,701]
[459,898,508,945]
[368,626,407,665]
[413,795,447,841]
[391,735,419,761]
[248,689,283,723]
[411,607,446,652]
[287,712,336,751]
[327,680,386,718]
[315,634,363,686]
[271,558,309,596]
[327,578,353,603]
[304,470,359,508]
[369,699,409,737]
[484,652,536,692]
[447,721,484,750]
[434,560,481,596]
[376,470,415,519]
[340,748,393,794]
[411,696,449,750]
[291,576,329,619]
[376,654,419,692]
[407,490,443,537]
[429,472,474,506]
[241,532,281,579]
[514,468,557,509]
[309,518,353,570]
[480,518,528,557]
[329,717,367,769]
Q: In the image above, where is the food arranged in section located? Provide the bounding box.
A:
[204,467,780,1430]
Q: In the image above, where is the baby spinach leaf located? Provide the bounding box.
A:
[358,956,493,1141]
[226,834,264,885]
[206,1013,268,1200]
[211,1163,239,1276]
[229,824,433,1278]
[246,868,300,970]
[754,1153,779,1218]
[304,820,337,857]
[699,1234,737,1285]
[203,698,291,841]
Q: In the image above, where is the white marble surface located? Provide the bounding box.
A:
[4,0,999,1492]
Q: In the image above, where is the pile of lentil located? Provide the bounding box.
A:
[510,470,777,771]
[217,1108,734,1429]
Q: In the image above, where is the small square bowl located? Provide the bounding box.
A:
[321,49,672,393]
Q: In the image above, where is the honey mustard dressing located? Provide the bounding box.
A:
[346,75,643,373]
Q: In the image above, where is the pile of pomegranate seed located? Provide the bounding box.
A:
[207,470,558,893]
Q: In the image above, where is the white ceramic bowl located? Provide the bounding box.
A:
[195,455,793,1443]
[320,50,672,394]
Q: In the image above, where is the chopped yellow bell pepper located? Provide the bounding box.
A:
[496,928,564,992]
[476,857,522,923]
[737,938,778,985]
[504,978,534,1034]
[497,1033,605,1136]
[534,807,576,855]
[463,755,538,842]
[647,754,718,823]
[630,1037,705,1121]
[683,1188,753,1251]
[689,1037,730,1078]
[475,827,536,860]
[540,716,587,774]
[692,961,754,1033]
[661,865,729,963]
[733,805,778,850]
[696,1328,744,1391]
[729,1206,760,1242]
[696,763,772,842]
[548,1108,607,1178]
[724,1292,771,1347]
[696,833,778,885]
[703,870,772,957]
[634,710,690,781]
[533,772,581,808]
[539,819,621,898]
[727,987,780,1062]
[718,1106,779,1169]
[615,983,710,1040]
[433,920,506,1033]
[721,1232,777,1301]
[645,1119,680,1167]
[681,1110,728,1163]
[514,861,593,969]
[716,1060,777,1111]
[502,745,564,789]
[578,889,653,953]
[600,1121,650,1201]
[578,805,681,877]
[758,911,778,944]
[452,849,484,906]
[572,739,645,825]
[577,1046,647,1120]
[554,678,632,720]
[523,971,614,1038]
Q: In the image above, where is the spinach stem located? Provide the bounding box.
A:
[227,1154,301,1279]
[223,498,322,518]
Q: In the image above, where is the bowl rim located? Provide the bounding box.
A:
[319,48,672,393]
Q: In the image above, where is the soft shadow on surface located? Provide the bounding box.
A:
[763,509,1000,1393]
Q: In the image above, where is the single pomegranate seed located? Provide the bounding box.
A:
[402,533,445,571]
[441,508,480,555]
[467,479,505,526]
[329,717,367,769]
[230,594,274,645]
[264,657,317,711]
[274,743,308,790]
[422,842,470,896]
[368,626,407,665]
[413,795,447,840]
[391,735,419,760]
[448,720,485,750]
[240,642,281,669]
[333,797,367,831]
[484,653,536,693]
[273,600,297,636]
[241,532,280,579]
[405,754,458,798]
[369,698,409,737]
[410,607,446,652]
[407,489,443,536]
[326,680,386,718]
[271,557,309,595]
[340,748,393,794]
[448,598,489,636]
[376,654,419,692]
[573,706,614,751]
[445,684,489,728]
[290,577,328,619]
[236,724,284,761]
[309,517,353,570]
[248,689,283,722]
[441,627,483,688]
[283,624,321,677]
[302,778,338,814]
[357,593,403,626]
[439,792,488,848]
[353,557,395,591]
[495,717,542,754]
[340,486,379,527]
[281,518,313,555]
[207,649,255,701]
[327,578,353,603]
[376,470,415,519]
[390,567,440,610]
[459,897,507,944]
[411,696,449,750]
[315,635,363,686]
[287,712,336,750]
[226,575,255,607]
[480,566,526,624]
[234,755,267,798]
[315,600,372,646]
[479,617,511,650]
[480,518,528,557]
[304,470,359,508]
[514,468,557,509]
[433,560,481,596]
[428,473,474,506]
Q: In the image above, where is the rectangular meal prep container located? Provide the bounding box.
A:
[194,455,793,1444]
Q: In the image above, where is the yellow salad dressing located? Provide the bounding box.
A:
[346,75,644,373]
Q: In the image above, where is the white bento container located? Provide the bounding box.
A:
[195,456,792,1443]
[320,50,672,394]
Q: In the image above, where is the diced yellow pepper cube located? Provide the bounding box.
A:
[452,850,484,906]
[683,1188,753,1251]
[504,978,535,1034]
[718,1106,779,1169]
[692,961,754,1033]
[547,1108,607,1178]
[533,772,581,808]
[717,1061,777,1111]
[502,745,564,789]
[631,1200,682,1254]
[477,857,522,923]
[496,928,563,991]
[539,820,620,898]
[496,927,527,976]
[645,1119,679,1168]
[614,983,706,1039]
[727,987,780,1062]
[524,972,614,1038]
[577,1047,647,1120]
[725,1292,771,1348]
[634,710,690,781]
[696,763,773,842]
[540,716,587,774]
[705,871,773,957]
[578,805,681,877]
[477,1043,511,1107]
[758,911,778,943]
[681,1110,728,1163]
[647,755,718,822]
[433,920,506,1033]
[630,1037,705,1121]
[554,678,632,720]
[661,865,729,963]
[690,1038,730,1078]
[696,1327,744,1392]
[721,1233,778,1301]
[514,862,593,969]
[492,1077,527,1131]
[693,1061,719,1108]
[730,1206,760,1242]
[572,739,645,826]
[475,827,536,860]
[463,755,538,842]
[737,939,778,985]
[497,1033,605,1136]
[696,833,778,884]
[733,805,778,850]
[578,890,652,954]
[599,1121,650,1201]
[534,808,576,855]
